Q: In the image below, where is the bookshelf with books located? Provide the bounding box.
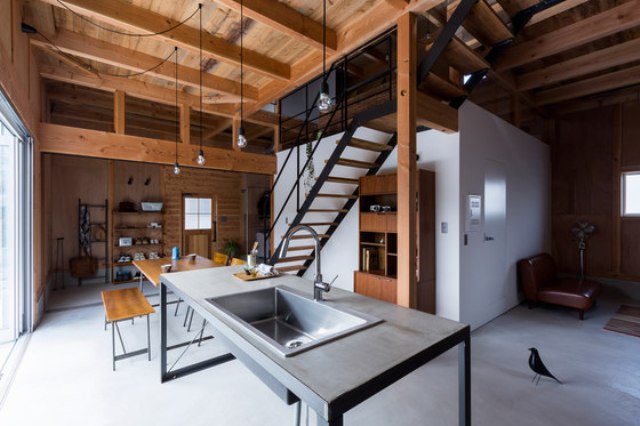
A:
[354,170,435,314]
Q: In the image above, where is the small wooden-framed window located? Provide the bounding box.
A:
[184,197,212,230]
[622,171,640,217]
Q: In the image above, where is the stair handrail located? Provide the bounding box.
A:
[265,88,348,247]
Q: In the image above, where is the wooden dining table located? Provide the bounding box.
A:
[133,255,224,288]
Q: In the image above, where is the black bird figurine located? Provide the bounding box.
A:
[528,347,562,385]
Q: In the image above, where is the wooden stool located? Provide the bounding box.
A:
[101,287,155,371]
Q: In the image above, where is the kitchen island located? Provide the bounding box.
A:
[160,266,470,426]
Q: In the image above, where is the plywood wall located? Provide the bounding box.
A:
[161,166,246,257]
[45,155,109,277]
[553,103,640,280]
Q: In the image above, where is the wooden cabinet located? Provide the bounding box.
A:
[355,170,435,314]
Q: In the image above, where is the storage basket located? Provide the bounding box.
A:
[69,256,98,278]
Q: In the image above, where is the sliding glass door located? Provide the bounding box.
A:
[0,95,32,345]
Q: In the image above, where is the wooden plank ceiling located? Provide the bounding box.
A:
[22,0,640,146]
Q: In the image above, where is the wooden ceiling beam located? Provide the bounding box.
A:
[37,0,291,80]
[254,0,444,113]
[496,0,640,71]
[209,0,336,52]
[31,29,259,100]
[525,0,589,27]
[417,91,458,133]
[496,0,538,18]
[536,64,640,106]
[518,37,640,91]
[39,122,276,175]
[39,65,237,117]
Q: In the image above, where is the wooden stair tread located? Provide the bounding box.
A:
[342,138,393,152]
[299,222,338,227]
[317,193,358,199]
[364,113,397,134]
[420,73,465,100]
[307,209,348,213]
[276,255,314,263]
[285,245,315,251]
[278,265,308,273]
[324,176,360,185]
[451,0,512,47]
[426,30,489,75]
[289,234,330,240]
[332,158,378,169]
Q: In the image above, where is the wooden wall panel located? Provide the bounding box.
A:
[113,161,162,207]
[622,103,640,168]
[45,154,109,275]
[552,107,614,274]
[161,166,246,258]
[621,220,640,277]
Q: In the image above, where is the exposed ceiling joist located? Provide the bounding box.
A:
[496,0,538,17]
[536,64,640,106]
[254,0,443,113]
[525,0,589,27]
[37,0,291,80]
[30,29,259,100]
[209,0,337,51]
[518,37,640,91]
[497,0,640,71]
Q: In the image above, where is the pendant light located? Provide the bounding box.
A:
[197,4,206,166]
[318,0,333,113]
[236,0,248,149]
[173,46,181,175]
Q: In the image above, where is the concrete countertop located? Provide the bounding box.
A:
[161,266,468,422]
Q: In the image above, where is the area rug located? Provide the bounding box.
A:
[604,305,640,338]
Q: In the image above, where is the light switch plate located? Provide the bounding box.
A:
[441,222,448,233]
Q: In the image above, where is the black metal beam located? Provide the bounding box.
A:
[417,0,478,84]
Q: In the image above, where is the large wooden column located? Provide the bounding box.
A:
[397,12,417,309]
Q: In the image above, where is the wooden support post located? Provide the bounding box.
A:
[114,90,125,134]
[397,12,417,309]
[180,104,191,145]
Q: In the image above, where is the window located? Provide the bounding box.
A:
[184,197,212,230]
[622,172,640,216]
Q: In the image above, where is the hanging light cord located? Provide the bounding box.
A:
[174,46,179,165]
[199,4,203,153]
[322,0,326,79]
[240,0,244,128]
[56,0,200,38]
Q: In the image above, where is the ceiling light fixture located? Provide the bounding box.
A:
[196,4,206,166]
[173,46,181,175]
[318,0,333,113]
[236,0,248,149]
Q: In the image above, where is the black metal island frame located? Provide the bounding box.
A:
[159,266,471,426]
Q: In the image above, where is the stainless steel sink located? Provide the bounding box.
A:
[206,286,382,356]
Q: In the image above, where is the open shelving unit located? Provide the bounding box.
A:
[111,208,164,284]
[354,170,436,313]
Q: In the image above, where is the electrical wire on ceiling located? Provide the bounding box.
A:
[34,29,179,78]
[25,4,205,80]
[55,0,200,38]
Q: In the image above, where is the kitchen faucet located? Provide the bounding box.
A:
[279,224,331,301]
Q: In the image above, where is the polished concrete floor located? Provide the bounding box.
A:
[0,284,639,426]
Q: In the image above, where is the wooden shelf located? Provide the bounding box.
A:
[114,210,163,214]
[113,261,133,266]
[361,242,386,247]
[355,171,435,313]
[115,226,163,230]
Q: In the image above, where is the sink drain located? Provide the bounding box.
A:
[286,339,305,349]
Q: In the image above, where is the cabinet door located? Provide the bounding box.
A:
[360,174,397,195]
[360,212,387,232]
[354,271,397,304]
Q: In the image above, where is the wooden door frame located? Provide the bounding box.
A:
[181,193,217,257]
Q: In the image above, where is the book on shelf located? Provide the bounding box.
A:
[361,247,379,272]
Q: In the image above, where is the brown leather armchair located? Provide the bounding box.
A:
[517,253,601,320]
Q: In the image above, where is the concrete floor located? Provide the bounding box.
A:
[0,284,639,426]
